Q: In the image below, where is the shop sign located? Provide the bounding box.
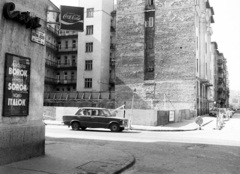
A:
[3,2,41,29]
[2,53,31,116]
[31,30,45,45]
[60,5,84,31]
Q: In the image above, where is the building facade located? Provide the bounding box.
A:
[44,0,116,107]
[77,0,114,92]
[115,0,215,115]
[45,1,78,93]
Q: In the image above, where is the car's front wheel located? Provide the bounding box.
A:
[110,123,120,132]
[71,122,80,130]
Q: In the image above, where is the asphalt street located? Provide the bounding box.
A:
[45,112,240,174]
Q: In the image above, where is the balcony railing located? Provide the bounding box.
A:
[45,59,57,68]
[110,58,115,66]
[46,41,58,51]
[58,31,78,36]
[47,24,59,35]
[56,63,77,68]
[110,44,116,49]
[45,77,76,85]
[58,47,77,52]
[111,26,116,32]
[217,59,223,65]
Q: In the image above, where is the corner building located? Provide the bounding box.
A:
[116,0,214,115]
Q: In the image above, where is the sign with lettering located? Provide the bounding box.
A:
[60,5,84,31]
[3,2,41,29]
[31,30,45,45]
[2,53,31,116]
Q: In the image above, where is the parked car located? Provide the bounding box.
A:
[62,107,128,132]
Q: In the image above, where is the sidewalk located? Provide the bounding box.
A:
[44,115,215,131]
[0,141,135,174]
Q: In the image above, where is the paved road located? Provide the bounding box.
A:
[46,112,240,174]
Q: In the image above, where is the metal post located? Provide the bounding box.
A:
[130,89,136,129]
[123,102,126,118]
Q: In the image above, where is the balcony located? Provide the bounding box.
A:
[45,59,57,69]
[110,44,116,50]
[57,79,76,85]
[47,24,59,36]
[217,59,223,65]
[111,10,116,17]
[58,30,78,38]
[45,77,77,85]
[46,41,58,51]
[145,4,155,11]
[58,47,77,53]
[45,77,57,85]
[111,26,116,32]
[110,58,115,66]
[56,63,77,69]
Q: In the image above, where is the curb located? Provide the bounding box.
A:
[130,120,214,132]
[114,153,135,174]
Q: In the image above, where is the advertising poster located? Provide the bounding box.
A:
[2,53,31,116]
[60,5,84,31]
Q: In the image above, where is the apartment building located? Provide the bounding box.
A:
[45,1,78,93]
[45,0,115,94]
[211,42,230,108]
[77,0,114,92]
[115,0,215,115]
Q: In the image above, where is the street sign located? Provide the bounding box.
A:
[31,30,45,45]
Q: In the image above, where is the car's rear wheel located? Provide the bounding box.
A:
[80,127,87,130]
[71,122,80,130]
[110,123,120,132]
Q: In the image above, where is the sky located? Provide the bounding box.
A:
[51,0,240,91]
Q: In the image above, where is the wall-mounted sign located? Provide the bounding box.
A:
[3,2,41,29]
[31,30,45,46]
[2,53,31,116]
[60,5,84,31]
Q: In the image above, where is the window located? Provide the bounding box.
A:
[72,56,76,65]
[72,40,76,48]
[64,56,68,65]
[86,25,93,35]
[87,8,94,17]
[58,41,61,49]
[149,40,153,49]
[64,72,68,80]
[65,41,68,49]
[86,42,93,52]
[85,60,93,70]
[149,17,154,27]
[145,17,154,27]
[57,57,60,65]
[71,72,75,79]
[85,78,92,88]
